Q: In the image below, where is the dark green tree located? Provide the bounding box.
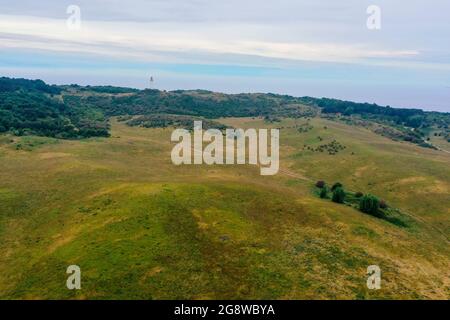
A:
[331,182,343,191]
[332,187,345,203]
[320,188,328,199]
[360,194,380,216]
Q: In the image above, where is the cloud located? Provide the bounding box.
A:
[0,13,422,67]
[2,0,450,69]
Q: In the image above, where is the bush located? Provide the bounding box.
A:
[355,192,363,198]
[316,181,326,188]
[332,187,346,204]
[360,195,380,216]
[331,182,343,191]
[379,200,388,209]
[320,188,328,199]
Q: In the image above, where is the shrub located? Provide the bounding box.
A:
[355,192,363,198]
[316,181,326,188]
[320,188,328,199]
[331,182,343,191]
[360,195,380,216]
[332,187,346,204]
[379,200,388,209]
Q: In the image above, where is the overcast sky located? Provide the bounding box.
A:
[0,0,449,111]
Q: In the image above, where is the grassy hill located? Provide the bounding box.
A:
[2,77,449,148]
[0,117,448,299]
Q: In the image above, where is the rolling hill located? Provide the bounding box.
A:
[0,77,449,299]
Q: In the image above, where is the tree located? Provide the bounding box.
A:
[331,182,343,191]
[360,194,380,216]
[332,187,345,204]
[320,188,328,199]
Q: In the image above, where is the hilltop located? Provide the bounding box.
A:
[1,77,449,149]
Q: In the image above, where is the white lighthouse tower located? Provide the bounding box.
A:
[149,76,154,89]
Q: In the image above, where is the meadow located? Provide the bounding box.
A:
[0,117,449,299]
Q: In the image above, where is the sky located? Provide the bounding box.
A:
[0,0,449,112]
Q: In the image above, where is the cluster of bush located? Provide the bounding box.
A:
[305,140,346,155]
[0,77,61,95]
[0,78,111,138]
[315,181,388,219]
[316,97,436,129]
[433,131,450,143]
[297,123,313,133]
[67,85,139,94]
[94,89,310,119]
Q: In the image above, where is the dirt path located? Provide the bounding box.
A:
[423,139,450,154]
[278,167,312,182]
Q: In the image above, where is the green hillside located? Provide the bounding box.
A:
[1,77,449,148]
[0,115,448,299]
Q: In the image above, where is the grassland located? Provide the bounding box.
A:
[0,117,449,299]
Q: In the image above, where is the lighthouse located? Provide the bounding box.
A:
[149,76,154,89]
